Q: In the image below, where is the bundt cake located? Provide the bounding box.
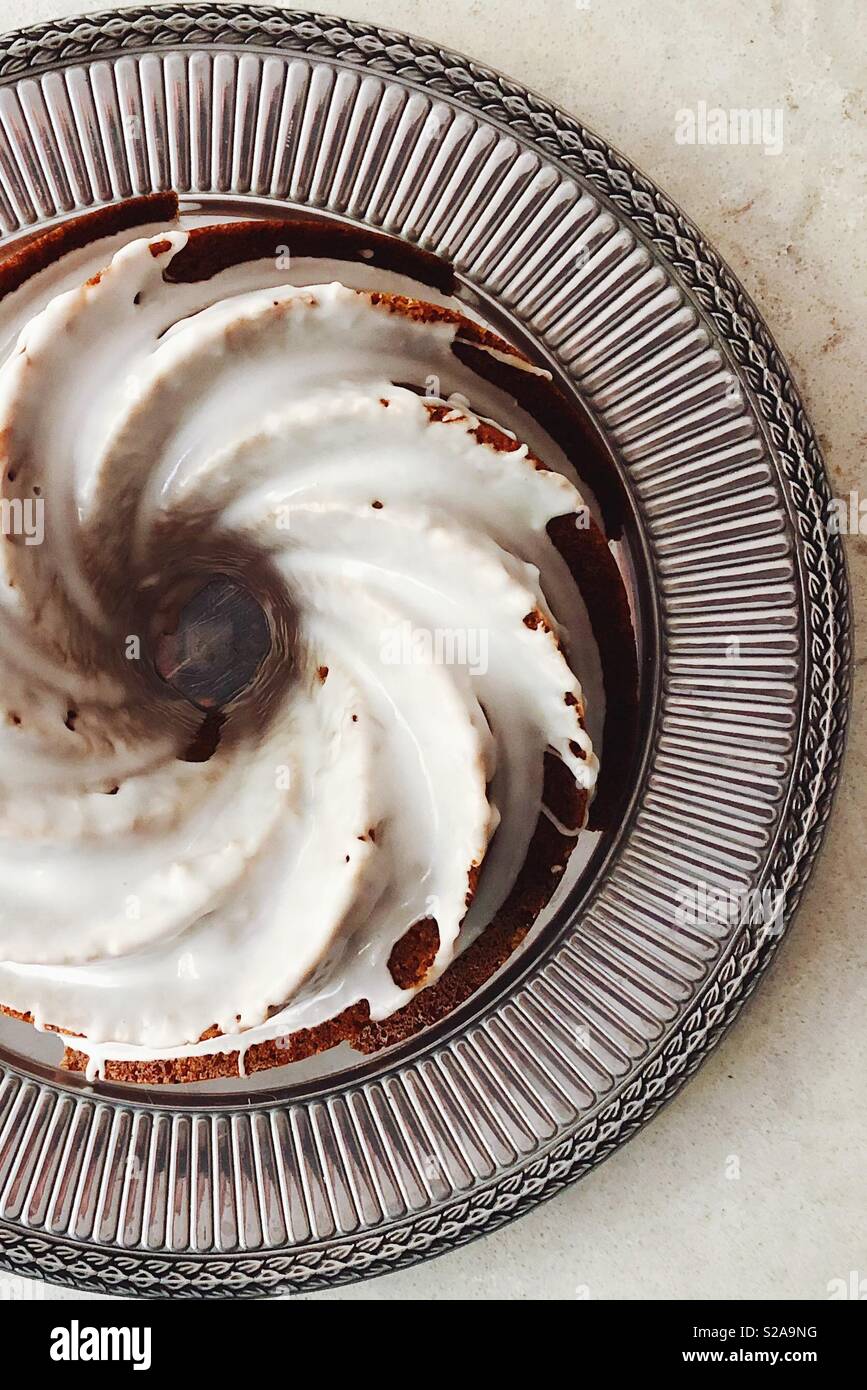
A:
[0,193,637,1083]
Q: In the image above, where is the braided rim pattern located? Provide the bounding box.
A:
[0,5,851,1298]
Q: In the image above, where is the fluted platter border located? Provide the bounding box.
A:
[0,5,850,1298]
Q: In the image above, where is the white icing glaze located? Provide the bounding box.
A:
[0,228,600,1079]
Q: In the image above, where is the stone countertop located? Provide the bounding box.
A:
[3,0,864,1302]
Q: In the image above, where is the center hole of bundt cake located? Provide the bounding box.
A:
[153,575,272,712]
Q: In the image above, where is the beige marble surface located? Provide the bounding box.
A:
[2,0,864,1302]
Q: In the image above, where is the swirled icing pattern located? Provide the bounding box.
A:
[0,227,599,1078]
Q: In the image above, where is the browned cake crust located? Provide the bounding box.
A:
[0,192,180,303]
[163,213,457,295]
[0,198,639,1084]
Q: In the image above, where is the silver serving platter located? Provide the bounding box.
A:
[0,5,850,1298]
